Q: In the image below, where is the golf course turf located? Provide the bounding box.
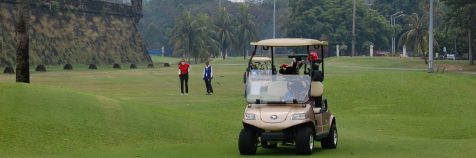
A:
[1,57,475,157]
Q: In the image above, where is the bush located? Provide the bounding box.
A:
[89,64,97,70]
[147,63,154,68]
[113,63,121,69]
[3,66,14,74]
[164,63,170,67]
[64,64,73,70]
[36,65,47,72]
[130,64,137,69]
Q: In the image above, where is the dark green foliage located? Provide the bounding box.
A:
[441,0,476,65]
[140,0,280,58]
[372,0,424,18]
[147,63,154,68]
[113,63,121,69]
[286,0,392,55]
[63,63,73,70]
[88,64,97,70]
[35,65,46,72]
[130,64,137,69]
[3,66,14,74]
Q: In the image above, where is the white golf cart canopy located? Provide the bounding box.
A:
[251,38,328,47]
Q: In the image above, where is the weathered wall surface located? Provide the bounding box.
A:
[0,0,150,66]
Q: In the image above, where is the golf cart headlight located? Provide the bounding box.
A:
[244,113,256,120]
[292,113,307,120]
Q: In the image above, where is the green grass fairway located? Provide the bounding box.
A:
[1,57,475,157]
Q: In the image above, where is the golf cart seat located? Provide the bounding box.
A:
[310,81,324,97]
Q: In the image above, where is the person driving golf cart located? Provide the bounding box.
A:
[279,58,298,74]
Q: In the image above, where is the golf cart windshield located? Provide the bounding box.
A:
[246,73,310,104]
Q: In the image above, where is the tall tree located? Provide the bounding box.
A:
[16,0,30,83]
[442,0,476,65]
[236,3,258,60]
[285,0,391,55]
[215,7,236,60]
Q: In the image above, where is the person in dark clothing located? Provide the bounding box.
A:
[203,61,214,95]
[178,59,190,95]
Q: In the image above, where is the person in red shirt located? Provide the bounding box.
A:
[178,59,190,95]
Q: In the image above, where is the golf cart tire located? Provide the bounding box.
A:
[295,127,314,155]
[321,122,338,149]
[239,128,257,155]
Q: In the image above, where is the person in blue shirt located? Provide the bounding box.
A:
[203,61,214,95]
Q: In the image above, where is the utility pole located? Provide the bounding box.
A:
[352,0,356,57]
[390,11,403,55]
[273,0,276,38]
[428,0,434,72]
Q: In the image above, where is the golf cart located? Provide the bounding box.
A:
[238,38,337,155]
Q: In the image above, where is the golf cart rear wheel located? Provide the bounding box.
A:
[295,127,314,155]
[239,128,257,155]
[321,123,338,149]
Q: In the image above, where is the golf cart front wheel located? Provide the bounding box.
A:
[295,127,314,155]
[239,128,257,155]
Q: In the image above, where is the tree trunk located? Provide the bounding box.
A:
[15,0,30,83]
[222,49,227,60]
[470,29,473,65]
[243,46,246,60]
[351,0,356,57]
[468,9,474,65]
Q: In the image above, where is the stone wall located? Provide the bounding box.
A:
[0,0,150,66]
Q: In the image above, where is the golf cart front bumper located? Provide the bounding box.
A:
[243,119,313,131]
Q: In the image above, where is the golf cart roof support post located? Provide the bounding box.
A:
[248,45,258,71]
[307,45,314,73]
[321,45,325,78]
[271,46,276,74]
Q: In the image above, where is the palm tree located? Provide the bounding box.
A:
[195,14,219,62]
[170,11,217,64]
[215,7,236,60]
[237,3,258,60]
[399,13,433,64]
[16,0,30,83]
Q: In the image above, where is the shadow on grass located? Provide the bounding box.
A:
[255,146,328,156]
